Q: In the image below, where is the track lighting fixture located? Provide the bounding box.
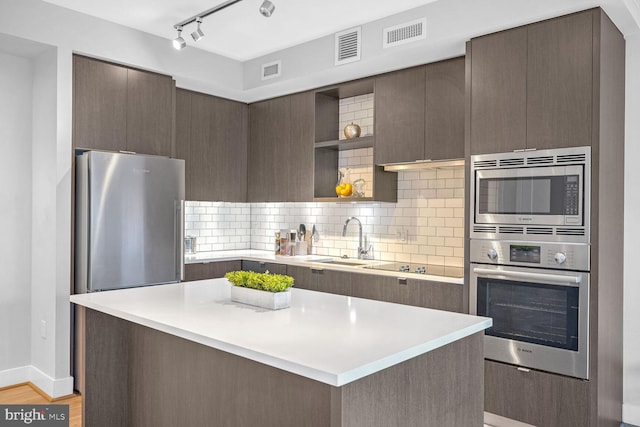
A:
[172,27,186,50]
[259,0,275,17]
[172,0,275,50]
[191,18,205,42]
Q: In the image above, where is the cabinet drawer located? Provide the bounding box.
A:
[485,360,589,427]
[184,260,241,281]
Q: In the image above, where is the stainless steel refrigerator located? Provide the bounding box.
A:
[75,151,185,293]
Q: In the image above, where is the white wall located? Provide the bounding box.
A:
[623,31,640,426]
[0,52,33,378]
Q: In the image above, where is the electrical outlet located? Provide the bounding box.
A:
[401,229,408,243]
[41,320,46,340]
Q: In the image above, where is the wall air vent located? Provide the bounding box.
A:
[261,60,281,81]
[383,18,426,48]
[335,27,361,66]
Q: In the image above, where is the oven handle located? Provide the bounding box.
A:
[472,268,582,285]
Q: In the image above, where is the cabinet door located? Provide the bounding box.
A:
[425,57,465,161]
[417,280,464,313]
[126,68,174,156]
[382,277,422,306]
[485,360,589,426]
[248,97,289,202]
[527,11,593,149]
[350,273,385,301]
[73,55,127,151]
[184,260,241,281]
[242,260,287,275]
[288,92,315,202]
[175,89,192,197]
[470,27,527,154]
[286,265,316,291]
[189,92,217,201]
[374,67,426,164]
[209,96,248,202]
[177,90,248,202]
[313,269,352,296]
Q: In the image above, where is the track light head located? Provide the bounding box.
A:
[259,0,275,17]
[191,18,205,42]
[173,27,186,50]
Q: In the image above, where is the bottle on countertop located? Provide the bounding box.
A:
[275,231,280,254]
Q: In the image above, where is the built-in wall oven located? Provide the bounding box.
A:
[469,146,591,380]
[469,240,589,379]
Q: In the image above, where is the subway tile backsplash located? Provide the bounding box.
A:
[185,166,464,267]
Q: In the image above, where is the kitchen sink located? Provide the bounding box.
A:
[316,260,369,266]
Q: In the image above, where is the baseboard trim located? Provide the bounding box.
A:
[0,366,73,399]
[485,412,535,427]
[623,402,640,426]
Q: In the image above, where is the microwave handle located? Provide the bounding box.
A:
[472,267,582,285]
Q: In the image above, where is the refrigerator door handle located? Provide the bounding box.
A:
[177,200,185,282]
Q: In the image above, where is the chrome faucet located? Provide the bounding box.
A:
[342,216,372,259]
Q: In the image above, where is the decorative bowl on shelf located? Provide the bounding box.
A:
[343,122,361,139]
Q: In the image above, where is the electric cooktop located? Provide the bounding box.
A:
[365,262,464,279]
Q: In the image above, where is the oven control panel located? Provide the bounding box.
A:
[470,239,590,271]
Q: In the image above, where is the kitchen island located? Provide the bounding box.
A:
[71,279,491,427]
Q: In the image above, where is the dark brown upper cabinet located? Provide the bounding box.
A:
[469,27,528,154]
[175,89,248,202]
[526,11,593,149]
[73,55,174,157]
[469,10,595,155]
[247,92,314,203]
[425,57,465,161]
[374,58,465,165]
[374,66,426,164]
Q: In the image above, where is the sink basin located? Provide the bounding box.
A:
[309,258,376,267]
[316,260,369,266]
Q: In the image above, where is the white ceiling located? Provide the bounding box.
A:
[41,0,440,61]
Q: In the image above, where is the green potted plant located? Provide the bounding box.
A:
[225,270,294,310]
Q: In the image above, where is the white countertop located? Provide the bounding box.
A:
[185,249,464,285]
[71,279,490,386]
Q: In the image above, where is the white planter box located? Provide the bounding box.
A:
[230,286,291,310]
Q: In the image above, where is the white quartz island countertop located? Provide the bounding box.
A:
[71,278,491,387]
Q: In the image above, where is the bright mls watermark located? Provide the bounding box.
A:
[0,405,68,426]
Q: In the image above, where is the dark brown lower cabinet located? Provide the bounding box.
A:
[241,260,287,275]
[302,271,464,312]
[184,260,241,281]
[286,265,351,296]
[484,360,590,427]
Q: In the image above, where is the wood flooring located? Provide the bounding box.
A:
[0,383,82,427]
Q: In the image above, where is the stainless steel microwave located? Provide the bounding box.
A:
[470,147,591,243]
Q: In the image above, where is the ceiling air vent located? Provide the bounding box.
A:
[383,18,426,48]
[261,60,281,81]
[335,27,361,66]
